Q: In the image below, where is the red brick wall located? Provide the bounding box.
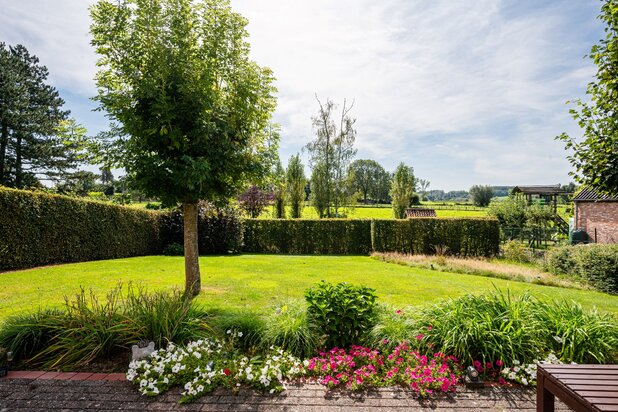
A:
[575,201,618,244]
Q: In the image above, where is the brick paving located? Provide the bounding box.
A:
[0,372,574,411]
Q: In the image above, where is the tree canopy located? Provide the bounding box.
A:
[557,0,618,195]
[0,43,80,188]
[90,0,278,295]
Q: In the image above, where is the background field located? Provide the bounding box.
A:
[1,255,615,322]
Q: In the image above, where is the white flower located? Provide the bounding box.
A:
[553,336,564,344]
[140,379,148,388]
[227,329,232,335]
[521,377,529,386]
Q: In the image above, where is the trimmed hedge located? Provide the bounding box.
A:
[244,219,373,254]
[160,201,243,255]
[546,244,618,294]
[0,187,161,271]
[371,218,500,257]
[244,218,499,257]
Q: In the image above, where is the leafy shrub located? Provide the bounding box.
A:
[145,202,161,210]
[0,187,162,270]
[244,219,372,254]
[160,201,243,255]
[162,243,184,256]
[261,300,320,358]
[545,244,618,294]
[305,281,378,348]
[501,240,531,263]
[371,218,500,257]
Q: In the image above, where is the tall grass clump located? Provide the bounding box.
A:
[534,300,618,364]
[416,290,543,365]
[209,310,265,353]
[368,305,418,348]
[125,286,210,348]
[0,284,212,369]
[261,300,320,358]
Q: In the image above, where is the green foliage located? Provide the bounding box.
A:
[469,185,494,207]
[535,300,618,364]
[371,218,500,257]
[310,161,331,218]
[90,0,278,206]
[159,201,243,255]
[0,285,210,369]
[0,187,161,271]
[286,154,306,219]
[348,159,390,203]
[261,300,320,358]
[0,43,74,188]
[390,163,415,219]
[305,281,377,348]
[557,0,618,195]
[272,160,286,219]
[502,240,532,263]
[488,194,555,230]
[243,219,372,254]
[368,305,417,348]
[209,310,265,354]
[545,244,618,294]
[162,243,184,256]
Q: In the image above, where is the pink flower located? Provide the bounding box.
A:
[485,362,493,369]
[473,360,482,370]
[396,309,402,315]
[415,334,424,340]
[498,377,507,385]
[495,360,504,367]
[427,325,433,331]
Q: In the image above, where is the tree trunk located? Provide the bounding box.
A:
[0,122,8,185]
[15,132,22,188]
[183,201,201,297]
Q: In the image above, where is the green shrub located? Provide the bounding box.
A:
[261,300,320,358]
[501,240,531,263]
[244,219,372,254]
[160,201,243,255]
[162,243,184,256]
[0,187,161,270]
[545,244,618,294]
[371,218,500,257]
[305,281,378,348]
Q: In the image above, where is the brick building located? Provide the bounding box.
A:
[573,188,618,244]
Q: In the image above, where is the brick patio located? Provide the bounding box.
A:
[0,372,574,411]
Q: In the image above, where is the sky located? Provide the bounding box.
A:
[0,0,605,191]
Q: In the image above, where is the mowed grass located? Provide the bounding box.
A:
[1,255,616,322]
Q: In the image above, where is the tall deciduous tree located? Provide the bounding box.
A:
[348,159,387,203]
[90,0,277,296]
[469,185,494,207]
[557,0,618,195]
[306,96,356,217]
[272,160,286,219]
[286,154,306,218]
[0,43,74,188]
[390,163,415,219]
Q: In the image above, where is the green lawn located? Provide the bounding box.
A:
[1,255,616,321]
[259,205,486,219]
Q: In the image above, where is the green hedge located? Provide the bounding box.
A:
[244,218,499,257]
[371,218,500,257]
[0,187,161,271]
[546,244,618,294]
[244,219,373,254]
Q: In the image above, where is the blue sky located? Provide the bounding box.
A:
[0,0,605,190]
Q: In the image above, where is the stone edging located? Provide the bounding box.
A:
[1,371,126,381]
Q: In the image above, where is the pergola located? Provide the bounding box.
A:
[511,185,566,213]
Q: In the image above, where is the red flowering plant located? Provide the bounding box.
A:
[305,343,460,396]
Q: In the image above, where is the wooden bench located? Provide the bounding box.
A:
[537,364,618,411]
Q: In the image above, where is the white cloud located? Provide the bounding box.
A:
[0,0,604,189]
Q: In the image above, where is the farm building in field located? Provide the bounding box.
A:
[573,187,618,244]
